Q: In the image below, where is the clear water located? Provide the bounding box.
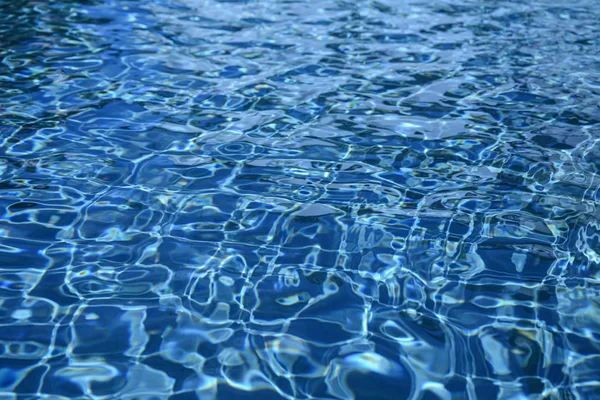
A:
[1,0,600,398]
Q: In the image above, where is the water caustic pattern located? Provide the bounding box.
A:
[1,0,600,398]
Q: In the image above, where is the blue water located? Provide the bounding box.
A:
[1,0,600,398]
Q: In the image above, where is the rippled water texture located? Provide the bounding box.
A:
[1,0,600,398]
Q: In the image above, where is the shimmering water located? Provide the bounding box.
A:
[1,0,600,398]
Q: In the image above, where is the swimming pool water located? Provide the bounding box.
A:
[1,0,600,398]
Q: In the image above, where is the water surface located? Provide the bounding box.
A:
[1,0,600,398]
